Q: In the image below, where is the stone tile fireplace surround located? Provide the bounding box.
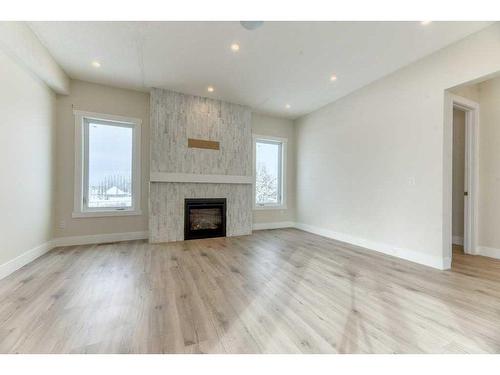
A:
[149,89,253,242]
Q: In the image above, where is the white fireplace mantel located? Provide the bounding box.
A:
[150,172,253,184]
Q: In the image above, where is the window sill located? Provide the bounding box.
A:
[72,210,143,218]
[254,205,287,211]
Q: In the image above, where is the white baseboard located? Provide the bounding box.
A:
[0,241,54,281]
[52,231,149,247]
[0,231,149,281]
[294,222,451,270]
[452,235,464,245]
[252,221,295,231]
[476,246,500,260]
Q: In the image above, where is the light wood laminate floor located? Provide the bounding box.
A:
[1,229,500,353]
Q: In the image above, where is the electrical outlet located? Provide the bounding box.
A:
[58,220,66,229]
[408,177,416,186]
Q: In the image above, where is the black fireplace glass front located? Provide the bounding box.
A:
[184,198,226,240]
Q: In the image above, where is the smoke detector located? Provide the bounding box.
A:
[240,21,264,31]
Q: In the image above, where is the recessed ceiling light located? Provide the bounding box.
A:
[231,43,240,52]
[91,60,101,68]
[285,104,291,109]
[330,74,337,82]
[207,86,215,92]
[421,21,432,25]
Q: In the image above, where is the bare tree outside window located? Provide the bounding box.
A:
[255,139,283,206]
[255,163,278,204]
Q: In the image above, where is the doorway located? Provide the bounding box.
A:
[447,93,479,259]
[452,107,466,253]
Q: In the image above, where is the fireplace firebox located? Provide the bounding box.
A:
[184,198,226,240]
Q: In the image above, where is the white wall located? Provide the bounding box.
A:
[294,23,500,269]
[452,108,465,242]
[0,22,69,94]
[55,80,150,238]
[0,48,56,271]
[450,84,480,102]
[251,113,296,226]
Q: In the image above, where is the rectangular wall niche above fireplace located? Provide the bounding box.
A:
[184,198,227,240]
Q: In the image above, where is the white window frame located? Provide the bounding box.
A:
[253,134,287,210]
[73,110,142,218]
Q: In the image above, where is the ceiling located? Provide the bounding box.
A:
[29,21,492,119]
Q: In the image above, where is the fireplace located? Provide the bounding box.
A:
[184,198,226,240]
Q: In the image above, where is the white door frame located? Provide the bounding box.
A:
[444,92,479,259]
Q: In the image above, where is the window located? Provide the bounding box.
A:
[73,110,141,218]
[253,135,287,209]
